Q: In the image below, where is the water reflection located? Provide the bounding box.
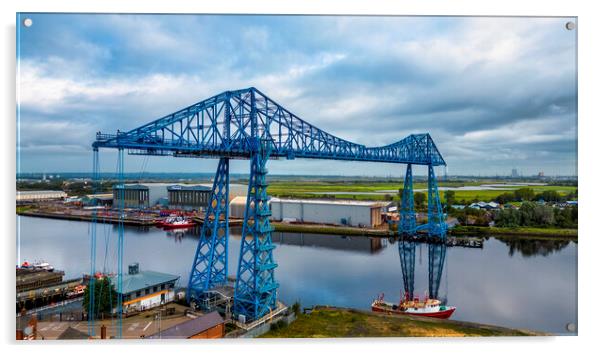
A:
[399,240,447,301]
[498,238,573,257]
[17,216,577,334]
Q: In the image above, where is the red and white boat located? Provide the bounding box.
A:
[158,216,195,229]
[371,293,456,319]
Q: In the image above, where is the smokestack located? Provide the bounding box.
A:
[101,325,107,339]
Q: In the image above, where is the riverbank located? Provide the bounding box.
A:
[260,307,539,338]
[17,210,157,226]
[17,210,577,240]
[451,225,577,239]
[272,222,389,236]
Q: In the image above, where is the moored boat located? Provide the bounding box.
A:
[159,216,195,229]
[371,293,455,319]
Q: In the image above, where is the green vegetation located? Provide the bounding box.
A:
[16,205,34,214]
[267,181,577,203]
[494,202,577,229]
[451,225,577,238]
[260,307,535,338]
[82,277,118,319]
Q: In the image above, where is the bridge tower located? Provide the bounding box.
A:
[428,243,447,299]
[399,164,447,239]
[187,157,230,306]
[399,240,416,298]
[399,164,416,235]
[233,138,279,321]
[427,165,447,239]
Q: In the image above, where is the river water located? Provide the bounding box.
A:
[17,216,577,335]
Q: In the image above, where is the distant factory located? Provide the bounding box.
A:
[112,183,247,211]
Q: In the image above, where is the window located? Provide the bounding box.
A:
[145,288,150,295]
[153,286,158,292]
[161,284,165,290]
[136,290,141,297]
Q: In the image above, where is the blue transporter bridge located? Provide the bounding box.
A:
[92,87,447,323]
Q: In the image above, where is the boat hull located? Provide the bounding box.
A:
[159,222,195,229]
[371,303,456,319]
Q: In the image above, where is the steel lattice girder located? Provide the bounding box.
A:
[399,241,416,298]
[93,87,445,166]
[428,243,446,299]
[187,157,230,304]
[399,164,416,235]
[233,139,279,321]
[427,165,447,238]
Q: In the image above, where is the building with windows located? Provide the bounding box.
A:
[167,185,212,210]
[112,184,150,209]
[118,263,180,313]
[112,183,247,210]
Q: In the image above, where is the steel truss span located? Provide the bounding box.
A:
[92,87,448,323]
[93,87,445,166]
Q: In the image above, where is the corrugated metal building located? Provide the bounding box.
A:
[17,190,67,202]
[167,185,212,210]
[113,183,247,210]
[270,198,385,228]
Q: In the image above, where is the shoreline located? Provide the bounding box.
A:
[17,210,577,240]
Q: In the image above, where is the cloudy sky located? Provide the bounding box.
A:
[17,14,577,176]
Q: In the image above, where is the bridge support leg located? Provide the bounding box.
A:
[399,240,416,300]
[234,140,279,322]
[116,148,125,338]
[88,148,99,337]
[399,164,416,235]
[427,164,447,239]
[428,243,447,300]
[187,158,230,307]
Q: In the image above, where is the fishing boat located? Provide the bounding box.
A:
[159,216,195,229]
[371,293,455,319]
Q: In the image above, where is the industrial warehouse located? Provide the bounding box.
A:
[111,183,247,210]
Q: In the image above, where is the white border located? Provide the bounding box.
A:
[2,1,601,353]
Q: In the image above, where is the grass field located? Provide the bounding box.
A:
[267,181,577,203]
[260,307,536,338]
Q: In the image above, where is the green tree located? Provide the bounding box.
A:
[83,277,118,319]
[495,192,516,204]
[514,188,535,202]
[444,190,456,209]
[414,192,426,209]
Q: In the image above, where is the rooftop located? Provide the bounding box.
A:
[167,184,212,191]
[145,311,224,339]
[118,270,180,294]
[269,197,390,208]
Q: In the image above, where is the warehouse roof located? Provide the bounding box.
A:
[17,190,66,195]
[269,197,388,208]
[118,270,180,295]
[112,184,149,190]
[145,311,224,339]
